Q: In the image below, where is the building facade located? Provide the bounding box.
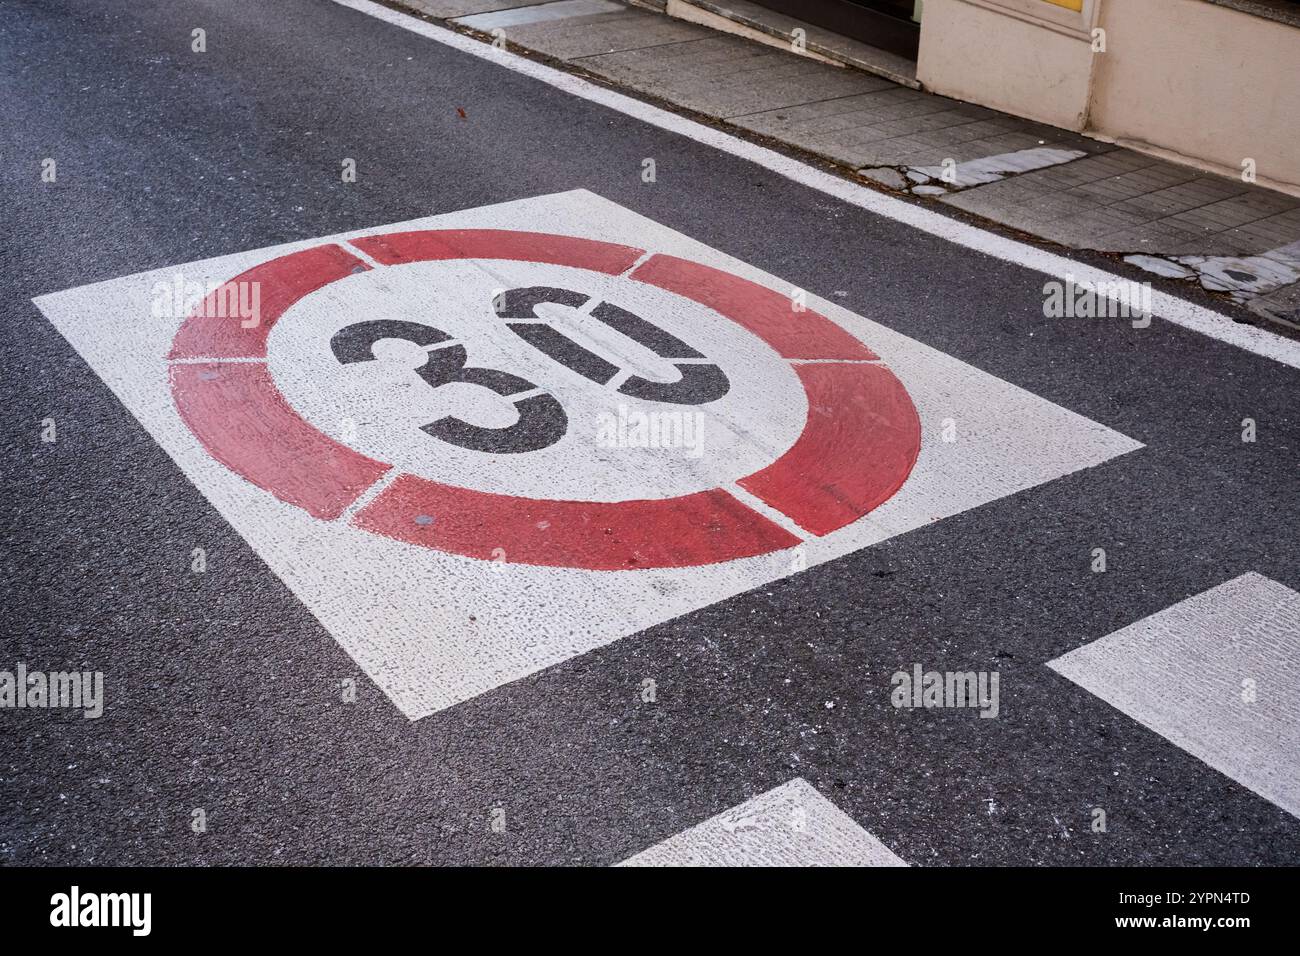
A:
[699,0,1299,195]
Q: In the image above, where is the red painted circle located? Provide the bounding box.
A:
[169,229,921,569]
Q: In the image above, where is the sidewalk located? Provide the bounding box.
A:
[398,0,1300,330]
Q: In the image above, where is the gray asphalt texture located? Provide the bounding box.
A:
[2,0,1298,866]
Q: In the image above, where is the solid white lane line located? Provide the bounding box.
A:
[618,777,908,866]
[329,0,1300,372]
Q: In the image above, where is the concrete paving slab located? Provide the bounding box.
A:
[403,0,542,17]
[501,9,703,60]
[1247,277,1300,327]
[944,152,1300,262]
[454,0,623,29]
[579,38,890,117]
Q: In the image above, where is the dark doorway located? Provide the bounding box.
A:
[753,0,921,59]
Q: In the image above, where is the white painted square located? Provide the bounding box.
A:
[1048,572,1300,819]
[619,778,907,867]
[34,190,1141,719]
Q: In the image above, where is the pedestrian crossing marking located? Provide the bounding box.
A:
[1048,572,1300,820]
[618,778,907,867]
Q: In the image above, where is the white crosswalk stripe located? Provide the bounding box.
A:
[618,778,908,867]
[1048,572,1300,820]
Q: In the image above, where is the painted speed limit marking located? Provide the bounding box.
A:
[166,228,920,570]
[33,190,1142,719]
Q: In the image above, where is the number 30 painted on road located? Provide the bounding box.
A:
[329,285,730,454]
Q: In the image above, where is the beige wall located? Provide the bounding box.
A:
[917,0,1096,130]
[917,0,1300,195]
[1088,0,1300,193]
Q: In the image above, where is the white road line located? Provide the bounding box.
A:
[619,250,656,277]
[1047,572,1300,820]
[344,240,390,271]
[329,0,1300,372]
[618,778,908,866]
[727,482,808,542]
[335,467,400,524]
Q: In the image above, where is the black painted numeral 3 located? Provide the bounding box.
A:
[330,291,728,454]
[330,319,566,454]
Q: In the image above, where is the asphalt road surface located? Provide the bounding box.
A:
[2,0,1298,866]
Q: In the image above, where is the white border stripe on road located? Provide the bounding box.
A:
[329,0,1300,372]
[1048,572,1300,820]
[618,778,908,866]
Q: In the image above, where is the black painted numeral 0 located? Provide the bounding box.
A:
[495,286,730,405]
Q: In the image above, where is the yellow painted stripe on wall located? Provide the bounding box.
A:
[1041,0,1084,10]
